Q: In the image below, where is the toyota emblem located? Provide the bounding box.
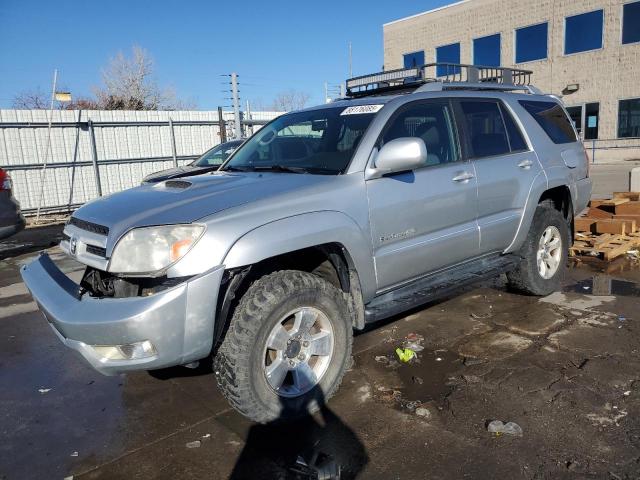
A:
[70,236,78,255]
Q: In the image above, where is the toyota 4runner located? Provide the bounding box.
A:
[21,64,592,422]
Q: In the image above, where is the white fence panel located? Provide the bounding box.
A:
[0,109,281,214]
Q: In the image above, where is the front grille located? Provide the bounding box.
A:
[69,217,109,236]
[86,244,107,257]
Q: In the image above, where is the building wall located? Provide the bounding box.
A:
[383,0,640,161]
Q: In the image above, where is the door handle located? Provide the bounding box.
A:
[518,159,533,169]
[452,172,474,183]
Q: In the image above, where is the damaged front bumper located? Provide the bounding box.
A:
[20,253,225,375]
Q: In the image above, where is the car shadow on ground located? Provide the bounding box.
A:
[228,388,368,480]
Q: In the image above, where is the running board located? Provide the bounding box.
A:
[364,254,517,323]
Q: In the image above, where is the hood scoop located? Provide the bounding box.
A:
[161,179,193,189]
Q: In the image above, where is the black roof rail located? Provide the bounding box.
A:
[345,63,537,97]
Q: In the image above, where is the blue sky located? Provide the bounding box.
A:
[0,0,455,110]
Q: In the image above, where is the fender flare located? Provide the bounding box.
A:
[222,211,377,300]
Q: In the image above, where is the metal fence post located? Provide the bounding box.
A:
[218,106,227,143]
[67,110,82,210]
[168,117,178,167]
[88,120,103,197]
[592,139,596,164]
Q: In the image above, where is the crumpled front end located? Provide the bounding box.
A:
[21,253,224,375]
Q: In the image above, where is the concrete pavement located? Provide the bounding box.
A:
[2,229,640,479]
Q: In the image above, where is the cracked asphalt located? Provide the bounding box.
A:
[1,225,640,479]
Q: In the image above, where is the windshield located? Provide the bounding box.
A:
[192,141,241,167]
[221,106,378,174]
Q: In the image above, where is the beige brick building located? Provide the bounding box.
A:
[383,0,640,161]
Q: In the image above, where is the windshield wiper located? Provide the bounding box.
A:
[250,165,308,174]
[222,165,256,172]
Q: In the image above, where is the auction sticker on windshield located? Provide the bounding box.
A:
[341,105,384,115]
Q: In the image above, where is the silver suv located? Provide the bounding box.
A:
[22,64,592,422]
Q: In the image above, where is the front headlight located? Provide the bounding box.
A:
[108,224,205,274]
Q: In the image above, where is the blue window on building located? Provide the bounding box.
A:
[473,33,501,66]
[623,1,640,45]
[564,10,604,54]
[435,43,461,76]
[515,22,548,63]
[403,51,425,69]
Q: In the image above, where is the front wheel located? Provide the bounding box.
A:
[214,270,352,423]
[507,202,569,296]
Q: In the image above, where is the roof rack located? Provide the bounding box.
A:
[345,63,539,97]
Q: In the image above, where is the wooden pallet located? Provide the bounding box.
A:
[571,233,640,260]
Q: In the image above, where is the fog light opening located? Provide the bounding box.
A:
[92,340,157,361]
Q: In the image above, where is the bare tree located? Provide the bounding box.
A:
[270,90,311,112]
[93,46,188,110]
[12,89,49,109]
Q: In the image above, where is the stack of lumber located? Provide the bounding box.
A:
[572,192,640,260]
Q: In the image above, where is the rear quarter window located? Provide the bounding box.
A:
[519,100,578,144]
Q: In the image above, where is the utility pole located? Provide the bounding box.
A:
[231,72,242,140]
[349,41,353,78]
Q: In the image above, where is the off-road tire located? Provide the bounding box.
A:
[213,270,352,423]
[507,201,569,296]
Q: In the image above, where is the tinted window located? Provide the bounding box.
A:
[459,101,510,158]
[473,33,501,67]
[564,10,603,54]
[500,104,528,152]
[618,98,640,138]
[519,100,578,144]
[515,23,548,63]
[623,1,640,45]
[435,43,461,76]
[382,102,459,166]
[403,51,425,68]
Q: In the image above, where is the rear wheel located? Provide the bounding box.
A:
[507,202,569,296]
[214,270,352,423]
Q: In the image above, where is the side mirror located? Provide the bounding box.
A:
[367,137,427,179]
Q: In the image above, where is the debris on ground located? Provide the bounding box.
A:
[487,420,523,437]
[375,355,389,364]
[415,407,431,418]
[70,451,78,457]
[412,375,424,385]
[395,347,416,363]
[186,440,201,449]
[470,312,492,319]
[38,388,51,394]
[201,433,211,439]
[403,332,425,352]
[624,390,631,396]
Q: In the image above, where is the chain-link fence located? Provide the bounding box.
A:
[0,109,281,215]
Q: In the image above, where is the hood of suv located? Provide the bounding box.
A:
[73,172,332,242]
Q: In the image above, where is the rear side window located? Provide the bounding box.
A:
[459,100,510,158]
[519,100,577,144]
